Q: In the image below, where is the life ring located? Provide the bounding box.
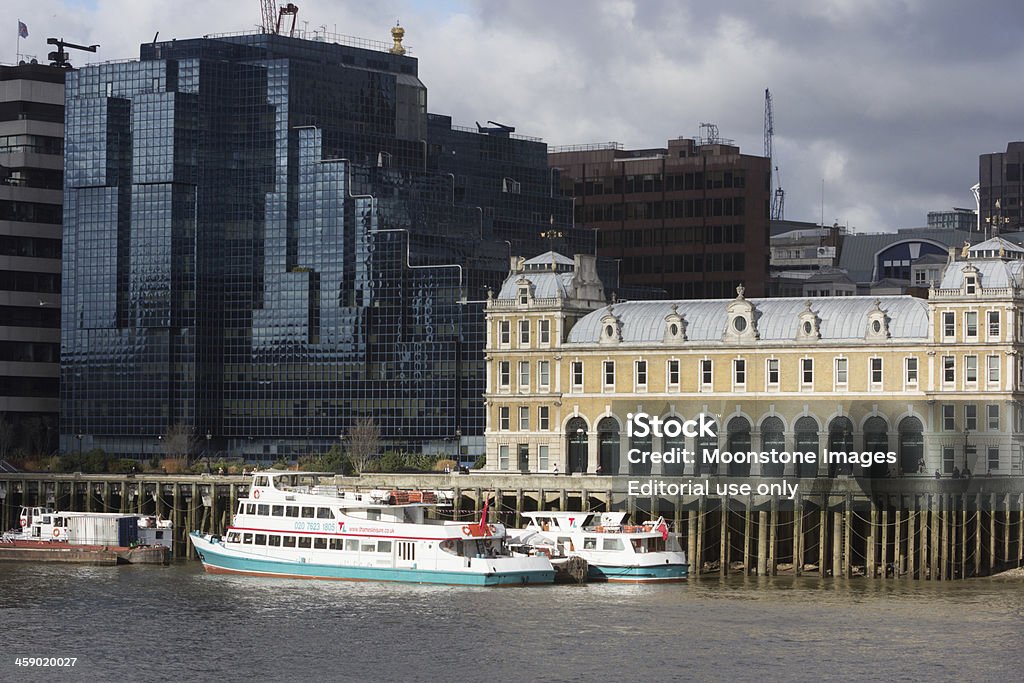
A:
[19,519,26,527]
[52,528,60,538]
[461,525,471,535]
[253,489,260,499]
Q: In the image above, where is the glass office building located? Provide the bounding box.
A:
[61,32,591,460]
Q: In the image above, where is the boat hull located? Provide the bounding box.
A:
[190,532,554,586]
[587,562,688,583]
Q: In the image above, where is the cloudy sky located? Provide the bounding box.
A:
[11,0,1024,231]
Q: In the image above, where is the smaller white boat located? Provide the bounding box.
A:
[506,512,688,583]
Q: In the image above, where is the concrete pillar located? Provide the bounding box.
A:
[880,502,889,578]
[757,509,768,576]
[832,508,842,578]
[494,489,503,524]
[895,508,903,578]
[794,492,803,575]
[673,493,682,545]
[1018,493,1024,567]
[626,492,634,518]
[102,482,110,513]
[696,496,705,577]
[474,488,482,516]
[974,493,982,577]
[937,495,946,580]
[960,495,967,580]
[687,508,697,576]
[843,495,852,578]
[743,495,753,575]
[930,495,940,580]
[907,499,916,579]
[989,493,997,572]
[819,496,828,576]
[515,488,523,528]
[720,497,728,576]
[1004,494,1012,566]
[769,497,778,576]
[867,499,877,578]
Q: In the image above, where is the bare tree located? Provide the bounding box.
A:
[163,423,197,460]
[343,417,381,474]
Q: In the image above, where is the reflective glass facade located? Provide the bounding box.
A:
[61,33,592,459]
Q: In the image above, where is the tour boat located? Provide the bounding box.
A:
[1,506,173,565]
[188,470,555,586]
[506,512,688,583]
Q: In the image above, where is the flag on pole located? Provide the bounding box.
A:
[477,499,489,535]
[655,516,669,542]
[18,21,28,39]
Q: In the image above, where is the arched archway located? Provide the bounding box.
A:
[566,417,588,474]
[828,416,854,478]
[760,416,785,477]
[629,423,653,475]
[794,416,819,478]
[863,416,889,478]
[597,417,619,475]
[696,417,719,475]
[727,416,751,477]
[898,416,923,475]
[662,416,686,476]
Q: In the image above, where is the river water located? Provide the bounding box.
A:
[2,561,1022,682]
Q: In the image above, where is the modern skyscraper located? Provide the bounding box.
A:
[61,30,590,461]
[0,63,64,458]
[979,142,1024,235]
[549,136,771,299]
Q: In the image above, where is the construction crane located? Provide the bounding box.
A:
[765,88,785,221]
[46,37,99,69]
[260,1,299,37]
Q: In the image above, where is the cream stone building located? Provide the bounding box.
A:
[483,240,1024,478]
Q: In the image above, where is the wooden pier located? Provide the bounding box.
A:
[1,472,1021,578]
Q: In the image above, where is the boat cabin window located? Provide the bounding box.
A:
[42,516,51,524]
[649,538,666,552]
[245,504,256,514]
[631,539,647,553]
[316,507,335,519]
[254,534,267,545]
[269,535,281,547]
[301,507,315,518]
[378,541,392,553]
[314,538,328,550]
[329,539,343,550]
[366,509,381,521]
[345,539,359,552]
[242,533,253,544]
[286,506,299,517]
[226,532,240,543]
[257,504,269,515]
[298,537,312,549]
[238,503,245,514]
[602,538,624,551]
[283,536,296,548]
[54,517,64,526]
[155,531,164,540]
[254,476,269,487]
[360,542,376,552]
[583,537,598,550]
[272,505,284,516]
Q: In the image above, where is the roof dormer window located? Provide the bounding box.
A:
[518,286,529,306]
[965,275,976,295]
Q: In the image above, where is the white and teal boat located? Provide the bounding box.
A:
[188,470,554,586]
[507,512,688,583]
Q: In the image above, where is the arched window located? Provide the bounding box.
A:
[794,416,819,478]
[898,416,923,475]
[662,417,686,476]
[696,417,719,475]
[630,422,653,475]
[566,417,588,474]
[760,416,785,477]
[726,416,751,477]
[597,417,619,475]
[863,416,889,478]
[828,416,854,478]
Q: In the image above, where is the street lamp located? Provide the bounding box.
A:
[985,199,1011,239]
[963,429,970,475]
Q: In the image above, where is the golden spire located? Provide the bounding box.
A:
[390,21,406,55]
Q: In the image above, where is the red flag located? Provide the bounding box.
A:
[477,500,489,535]
[18,21,28,38]
[655,517,669,541]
